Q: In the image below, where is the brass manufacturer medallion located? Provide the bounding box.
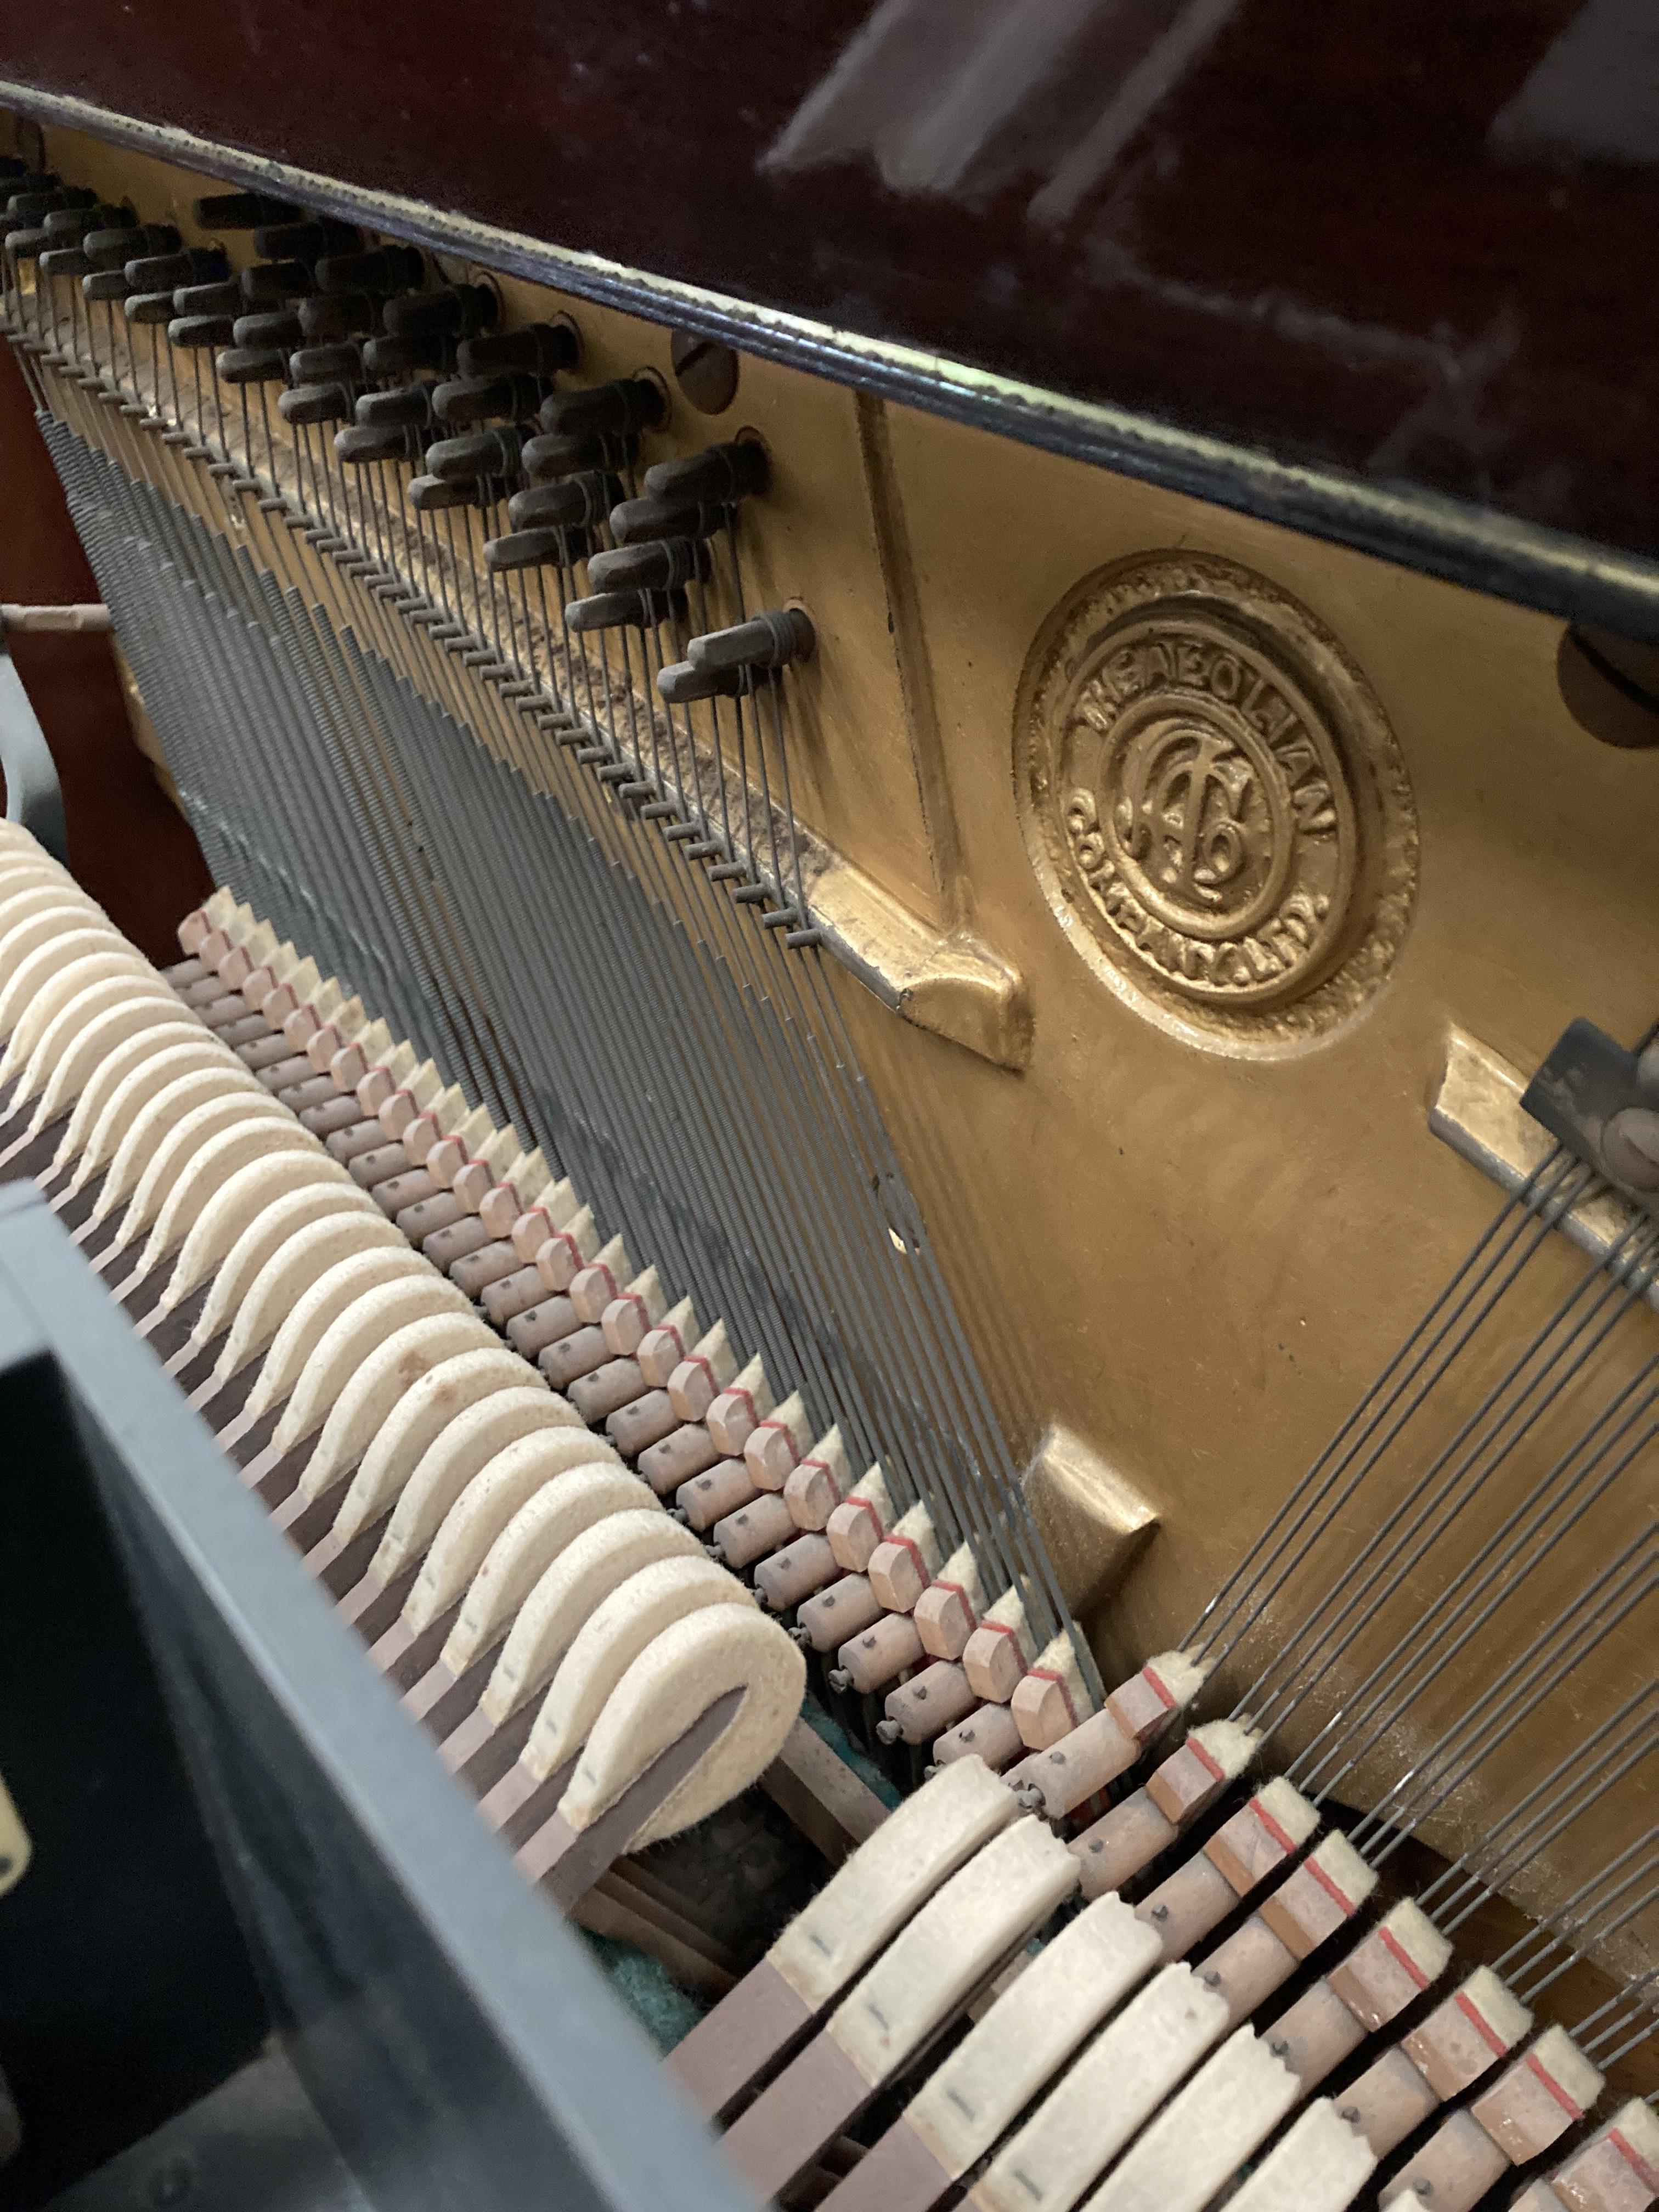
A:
[1017,552,1417,1051]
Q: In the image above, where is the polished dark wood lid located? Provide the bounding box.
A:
[5,0,1657,625]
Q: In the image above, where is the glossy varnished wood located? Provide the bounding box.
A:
[5,0,1657,568]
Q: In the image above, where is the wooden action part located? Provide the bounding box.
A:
[518,1686,743,1909]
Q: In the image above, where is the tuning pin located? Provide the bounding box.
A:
[84,221,174,271]
[521,427,637,483]
[659,608,815,702]
[383,285,497,339]
[299,291,380,341]
[483,526,594,573]
[505,470,620,532]
[6,183,91,226]
[42,202,125,239]
[192,190,301,229]
[406,473,483,511]
[232,308,304,351]
[360,330,447,377]
[607,492,727,545]
[36,244,94,281]
[644,439,769,504]
[335,422,421,466]
[240,259,315,304]
[5,171,65,198]
[540,376,664,439]
[168,314,236,351]
[279,381,352,427]
[457,320,579,379]
[566,586,688,633]
[126,245,228,291]
[656,661,746,704]
[174,278,242,317]
[215,345,290,386]
[289,341,362,385]
[423,426,524,483]
[356,383,437,430]
[251,217,359,263]
[81,264,138,303]
[586,537,712,593]
[431,371,546,428]
[122,289,180,327]
[315,245,425,296]
[690,607,815,672]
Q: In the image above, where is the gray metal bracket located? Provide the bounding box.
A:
[1522,1017,1659,1216]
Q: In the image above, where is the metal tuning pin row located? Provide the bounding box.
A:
[657,606,816,703]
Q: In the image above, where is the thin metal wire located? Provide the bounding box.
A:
[30,285,1094,1671]
[1292,1371,1659,1800]
[1240,1218,1659,1734]
[1514,1869,1659,2004]
[1497,1838,1659,1987]
[1351,1532,1659,1861]
[1184,1150,1585,1658]
[1425,1688,1659,1931]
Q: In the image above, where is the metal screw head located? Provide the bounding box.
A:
[1602,1105,1659,1192]
[669,329,739,416]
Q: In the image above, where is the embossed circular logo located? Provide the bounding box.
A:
[1017,553,1417,1051]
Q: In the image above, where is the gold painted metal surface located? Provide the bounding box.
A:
[1015,549,1418,1051]
[1022,1424,1158,1620]
[22,121,1659,1933]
